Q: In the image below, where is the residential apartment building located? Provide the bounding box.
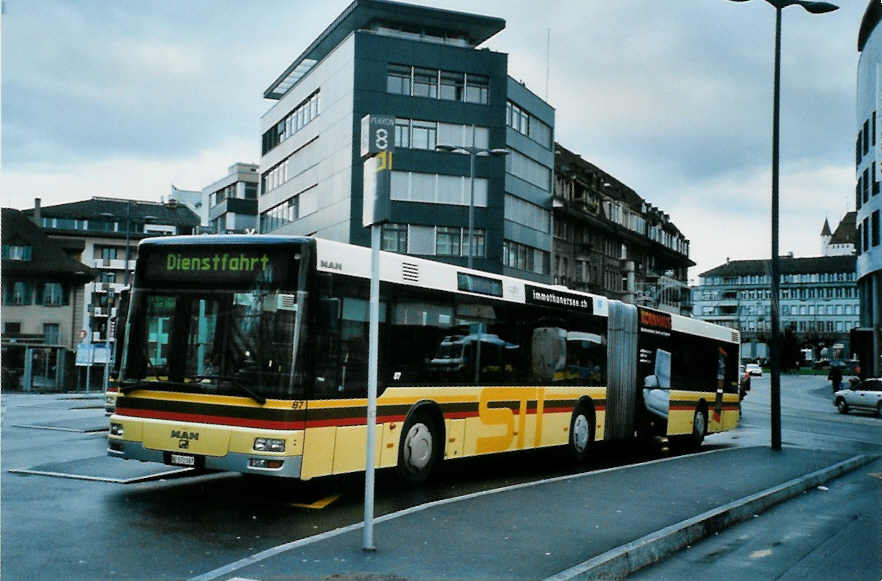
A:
[23,197,200,342]
[203,163,259,234]
[257,0,555,282]
[552,145,693,314]
[856,0,882,375]
[2,208,94,390]
[693,254,860,361]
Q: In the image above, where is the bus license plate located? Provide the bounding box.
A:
[169,453,196,467]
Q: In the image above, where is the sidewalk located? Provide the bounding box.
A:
[190,446,876,581]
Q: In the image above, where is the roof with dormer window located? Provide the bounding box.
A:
[1,208,94,281]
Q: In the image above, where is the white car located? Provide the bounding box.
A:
[745,363,763,376]
[834,378,882,417]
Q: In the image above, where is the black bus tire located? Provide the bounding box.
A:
[397,408,441,484]
[691,406,708,448]
[569,403,595,463]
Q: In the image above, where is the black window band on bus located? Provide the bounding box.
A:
[457,273,502,297]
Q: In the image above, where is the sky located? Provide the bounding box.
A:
[0,0,870,279]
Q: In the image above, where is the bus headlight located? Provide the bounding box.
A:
[253,437,286,453]
[110,422,124,437]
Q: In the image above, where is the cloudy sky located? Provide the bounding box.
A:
[0,0,869,277]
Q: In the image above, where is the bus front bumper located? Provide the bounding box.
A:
[107,440,303,478]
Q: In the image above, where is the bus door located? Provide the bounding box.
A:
[605,301,638,440]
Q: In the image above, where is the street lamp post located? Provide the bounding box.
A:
[436,131,508,269]
[729,0,838,450]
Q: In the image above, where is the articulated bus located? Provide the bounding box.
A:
[108,236,740,482]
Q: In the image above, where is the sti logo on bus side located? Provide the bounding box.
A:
[320,260,343,271]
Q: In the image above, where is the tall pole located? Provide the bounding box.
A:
[124,200,132,287]
[468,146,475,269]
[769,5,782,450]
[362,218,380,551]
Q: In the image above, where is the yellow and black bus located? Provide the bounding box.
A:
[108,236,740,482]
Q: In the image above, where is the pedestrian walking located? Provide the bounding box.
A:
[828,365,843,393]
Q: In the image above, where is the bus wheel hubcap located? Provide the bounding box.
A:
[573,414,589,453]
[404,423,432,470]
[694,412,705,435]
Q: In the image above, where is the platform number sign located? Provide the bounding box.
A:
[361,114,395,227]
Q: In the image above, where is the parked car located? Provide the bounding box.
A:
[833,377,882,416]
[745,363,763,376]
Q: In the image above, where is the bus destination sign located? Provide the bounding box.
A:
[638,308,672,337]
[525,285,593,314]
[141,247,292,287]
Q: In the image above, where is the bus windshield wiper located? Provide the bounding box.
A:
[119,379,199,395]
[195,375,266,405]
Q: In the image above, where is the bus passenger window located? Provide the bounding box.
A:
[566,331,606,385]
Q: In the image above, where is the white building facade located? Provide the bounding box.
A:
[856,0,882,375]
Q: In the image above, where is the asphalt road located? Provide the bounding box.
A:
[633,374,882,581]
[1,375,879,581]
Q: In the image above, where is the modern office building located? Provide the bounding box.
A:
[1,208,94,390]
[203,163,260,234]
[856,0,882,375]
[693,253,859,362]
[552,145,694,314]
[257,0,555,282]
[23,197,200,342]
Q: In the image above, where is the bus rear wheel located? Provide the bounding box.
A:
[569,404,594,463]
[397,409,441,484]
[691,407,707,448]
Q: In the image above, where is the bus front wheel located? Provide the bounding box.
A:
[397,409,441,484]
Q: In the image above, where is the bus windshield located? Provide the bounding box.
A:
[120,287,306,399]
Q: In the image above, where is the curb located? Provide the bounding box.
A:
[544,453,878,581]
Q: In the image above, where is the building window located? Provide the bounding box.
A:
[39,283,66,306]
[5,281,32,305]
[44,323,60,345]
[391,171,488,207]
[387,64,412,95]
[387,64,489,105]
[506,149,551,190]
[261,90,320,155]
[439,71,464,101]
[259,196,299,233]
[874,210,880,247]
[2,245,32,261]
[261,139,319,195]
[864,119,870,155]
[412,67,438,98]
[464,73,489,104]
[506,101,552,149]
[503,240,548,275]
[504,194,550,233]
[381,224,408,253]
[436,226,462,257]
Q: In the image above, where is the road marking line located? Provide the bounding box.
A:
[868,472,882,481]
[7,467,193,484]
[288,493,342,510]
[11,423,107,433]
